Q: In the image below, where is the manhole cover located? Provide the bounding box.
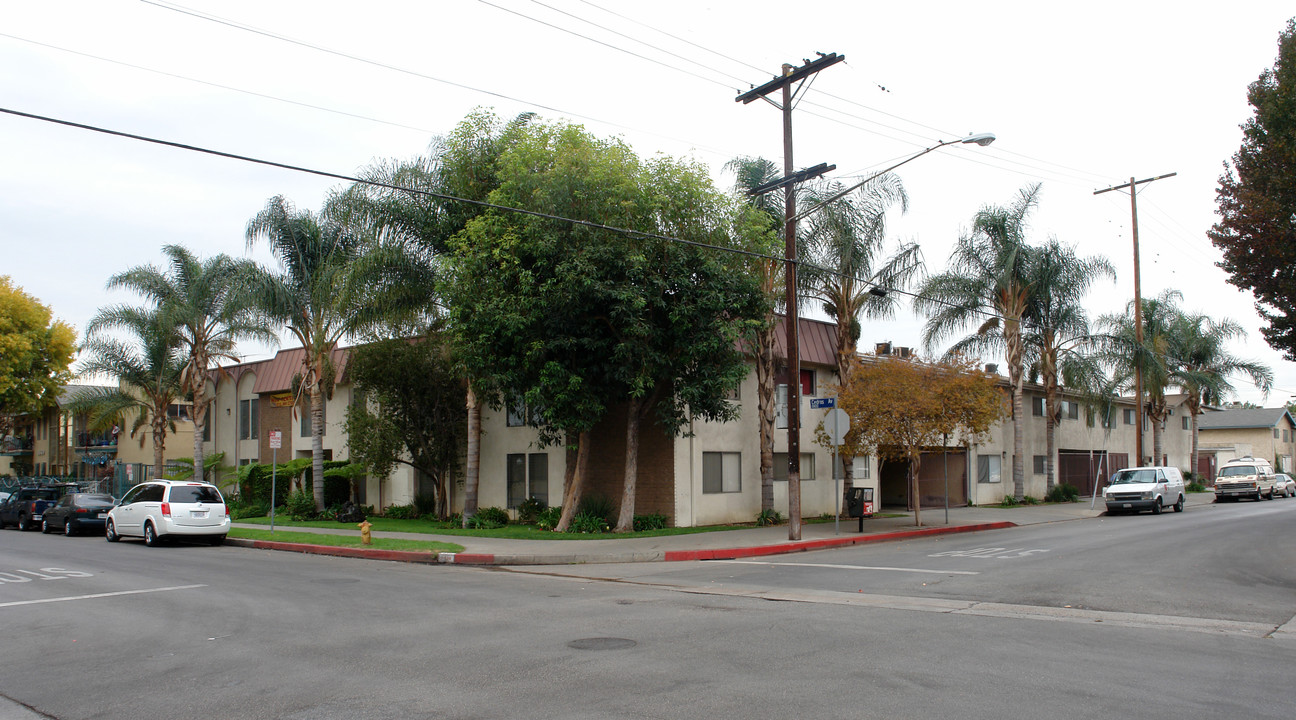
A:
[567,637,637,651]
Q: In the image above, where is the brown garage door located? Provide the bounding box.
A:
[879,450,968,509]
[1058,451,1129,497]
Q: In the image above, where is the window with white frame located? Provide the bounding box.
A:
[1062,401,1079,420]
[239,399,259,440]
[1032,396,1045,416]
[506,453,548,508]
[977,455,1002,484]
[773,453,815,481]
[702,452,741,493]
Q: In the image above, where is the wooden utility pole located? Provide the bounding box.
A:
[737,52,843,540]
[1094,172,1175,465]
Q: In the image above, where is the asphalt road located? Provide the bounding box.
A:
[1,499,1293,720]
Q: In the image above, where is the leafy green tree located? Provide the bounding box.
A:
[1209,19,1296,359]
[245,195,367,511]
[344,336,467,518]
[98,245,272,483]
[799,172,922,493]
[1171,312,1272,474]
[0,276,76,425]
[1022,238,1115,491]
[914,184,1043,500]
[73,307,185,480]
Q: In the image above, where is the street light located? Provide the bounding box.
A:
[791,133,996,223]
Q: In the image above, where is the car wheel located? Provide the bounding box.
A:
[143,521,160,547]
[41,518,51,534]
[105,519,119,542]
[1174,495,1184,512]
[208,535,225,547]
[18,515,30,531]
[64,520,75,536]
[1152,498,1163,515]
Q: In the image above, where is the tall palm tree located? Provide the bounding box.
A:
[800,172,922,492]
[1171,312,1272,476]
[75,307,185,480]
[102,245,274,482]
[1098,289,1185,466]
[246,195,367,511]
[725,155,784,513]
[914,183,1043,501]
[1022,238,1115,492]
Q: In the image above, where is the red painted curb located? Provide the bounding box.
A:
[661,522,1016,562]
[246,539,440,564]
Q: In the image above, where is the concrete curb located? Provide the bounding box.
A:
[228,521,1017,566]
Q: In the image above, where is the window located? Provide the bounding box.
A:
[506,398,526,427]
[202,413,211,442]
[301,402,324,437]
[800,369,816,396]
[1275,428,1281,440]
[1033,455,1047,475]
[1124,409,1136,425]
[702,452,741,493]
[1063,401,1079,420]
[506,453,549,508]
[1183,416,1190,430]
[773,453,816,481]
[857,453,871,479]
[977,455,1002,484]
[239,399,259,440]
[1285,429,1291,443]
[1032,396,1045,417]
[167,403,191,421]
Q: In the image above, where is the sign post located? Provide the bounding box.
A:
[812,398,849,535]
[268,429,282,533]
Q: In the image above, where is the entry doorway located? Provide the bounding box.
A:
[878,449,968,509]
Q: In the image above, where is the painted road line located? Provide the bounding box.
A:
[716,560,980,575]
[0,584,207,609]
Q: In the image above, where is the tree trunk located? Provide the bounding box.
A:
[755,322,777,512]
[555,431,590,532]
[462,382,480,527]
[152,414,166,481]
[191,362,208,483]
[909,453,923,527]
[1007,323,1026,501]
[1043,345,1058,493]
[615,397,644,532]
[1189,397,1201,481]
[311,383,325,510]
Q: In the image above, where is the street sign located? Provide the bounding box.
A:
[810,397,835,409]
[269,430,282,449]
[824,408,849,445]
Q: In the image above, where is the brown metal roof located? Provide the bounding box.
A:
[770,315,839,368]
[252,346,351,395]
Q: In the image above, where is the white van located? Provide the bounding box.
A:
[1103,466,1186,515]
[1214,457,1277,502]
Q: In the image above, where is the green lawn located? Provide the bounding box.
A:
[236,515,774,540]
[229,527,463,553]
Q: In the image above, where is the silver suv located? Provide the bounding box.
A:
[106,480,229,546]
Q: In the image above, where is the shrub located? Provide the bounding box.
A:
[464,513,505,530]
[284,489,318,521]
[1020,495,1041,505]
[633,513,669,531]
[230,499,269,520]
[475,506,509,527]
[567,511,609,534]
[577,494,615,524]
[535,506,563,530]
[413,492,437,517]
[382,504,419,520]
[999,495,1019,507]
[517,497,546,525]
[1186,481,1208,493]
[755,508,784,526]
[1045,483,1080,503]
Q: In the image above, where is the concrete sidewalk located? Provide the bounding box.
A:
[226,492,1216,566]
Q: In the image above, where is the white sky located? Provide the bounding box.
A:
[2,1,1293,405]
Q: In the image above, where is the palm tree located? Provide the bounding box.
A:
[102,245,274,483]
[800,172,922,493]
[914,183,1043,501]
[725,155,785,513]
[1022,238,1115,492]
[1098,289,1185,466]
[1171,312,1272,476]
[246,195,367,511]
[75,307,185,480]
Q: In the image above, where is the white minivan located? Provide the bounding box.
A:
[106,480,230,546]
[1103,466,1186,515]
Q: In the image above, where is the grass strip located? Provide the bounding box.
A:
[229,527,463,553]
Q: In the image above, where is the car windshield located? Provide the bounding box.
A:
[168,486,223,504]
[1110,469,1159,485]
[1219,465,1259,477]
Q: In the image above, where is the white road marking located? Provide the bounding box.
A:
[0,584,207,608]
[715,560,979,575]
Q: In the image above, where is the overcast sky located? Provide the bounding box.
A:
[2,1,1293,405]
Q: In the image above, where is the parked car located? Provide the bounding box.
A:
[0,486,65,531]
[1103,466,1186,515]
[1272,473,1295,498]
[41,493,116,536]
[105,480,229,546]
[1214,457,1277,501]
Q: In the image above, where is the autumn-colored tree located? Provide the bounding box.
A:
[825,354,1006,526]
[0,276,76,424]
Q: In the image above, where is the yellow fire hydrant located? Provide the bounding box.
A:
[358,520,373,545]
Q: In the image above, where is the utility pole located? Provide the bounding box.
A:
[1094,172,1175,465]
[737,52,844,540]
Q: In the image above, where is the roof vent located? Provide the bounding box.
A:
[875,342,892,356]
[985,363,999,374]
[895,346,913,359]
